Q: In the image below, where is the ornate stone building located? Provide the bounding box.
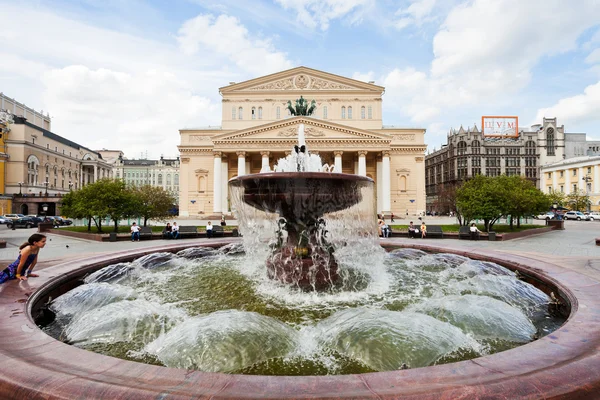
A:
[425,117,566,213]
[178,67,426,217]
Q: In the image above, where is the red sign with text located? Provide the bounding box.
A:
[482,116,518,138]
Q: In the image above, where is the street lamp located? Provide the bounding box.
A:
[17,181,23,195]
[44,180,49,197]
[582,175,593,212]
[42,203,48,219]
[553,203,558,220]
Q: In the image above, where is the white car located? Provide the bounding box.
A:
[536,212,555,220]
[585,212,600,221]
[564,211,590,221]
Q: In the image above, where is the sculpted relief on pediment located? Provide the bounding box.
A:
[277,126,325,137]
[247,74,355,91]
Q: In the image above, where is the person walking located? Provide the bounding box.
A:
[206,221,213,238]
[171,222,180,239]
[420,221,427,238]
[131,222,140,242]
[391,213,395,223]
[0,234,47,283]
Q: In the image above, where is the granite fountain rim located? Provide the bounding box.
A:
[1,239,599,399]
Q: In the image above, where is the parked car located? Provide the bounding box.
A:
[52,216,73,226]
[3,214,21,220]
[585,212,600,221]
[536,212,555,220]
[6,217,37,229]
[564,211,590,221]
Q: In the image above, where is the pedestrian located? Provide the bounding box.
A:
[131,222,140,242]
[221,217,227,227]
[0,234,47,283]
[171,222,180,239]
[206,221,213,238]
[391,213,395,222]
[420,221,427,238]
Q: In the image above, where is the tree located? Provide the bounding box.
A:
[501,175,549,228]
[61,179,137,232]
[432,183,461,223]
[547,190,566,208]
[566,190,591,212]
[131,185,176,226]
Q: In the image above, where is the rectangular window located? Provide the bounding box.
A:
[573,184,577,192]
[232,107,236,120]
[368,106,372,119]
[560,185,564,192]
[560,171,564,177]
[548,172,552,179]
[588,167,592,174]
[548,186,552,193]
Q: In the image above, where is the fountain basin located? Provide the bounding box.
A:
[2,240,600,399]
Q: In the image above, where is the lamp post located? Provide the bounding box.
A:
[17,181,23,195]
[553,203,558,220]
[42,203,48,219]
[44,180,49,197]
[582,175,592,213]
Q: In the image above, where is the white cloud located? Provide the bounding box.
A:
[352,71,375,82]
[535,81,600,125]
[394,0,437,30]
[176,14,293,75]
[586,48,600,64]
[374,0,600,128]
[43,66,219,158]
[274,0,373,30]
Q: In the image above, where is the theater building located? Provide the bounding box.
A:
[178,67,426,217]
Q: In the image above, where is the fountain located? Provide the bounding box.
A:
[229,98,373,289]
[1,99,600,397]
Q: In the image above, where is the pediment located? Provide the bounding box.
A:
[220,66,384,93]
[212,117,391,143]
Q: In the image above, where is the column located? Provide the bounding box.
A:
[376,157,382,212]
[565,168,570,194]
[221,160,228,212]
[93,165,97,183]
[213,152,222,213]
[552,170,558,192]
[237,151,246,176]
[261,151,270,172]
[382,151,391,213]
[334,151,343,173]
[358,151,367,176]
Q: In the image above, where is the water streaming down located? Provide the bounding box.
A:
[42,122,565,375]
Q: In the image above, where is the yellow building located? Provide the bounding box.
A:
[178,67,427,217]
[541,156,600,211]
[0,108,13,214]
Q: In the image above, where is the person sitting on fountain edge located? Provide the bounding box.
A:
[206,221,213,238]
[131,222,140,242]
[420,221,427,238]
[163,222,172,239]
[171,222,179,239]
[408,221,418,238]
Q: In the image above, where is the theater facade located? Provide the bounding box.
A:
[178,67,426,218]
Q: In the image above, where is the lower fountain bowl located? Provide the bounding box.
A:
[2,240,600,399]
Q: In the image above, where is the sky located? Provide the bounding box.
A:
[1,0,600,159]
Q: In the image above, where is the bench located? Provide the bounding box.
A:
[458,226,479,240]
[212,225,224,237]
[424,225,443,239]
[139,226,153,240]
[174,226,199,239]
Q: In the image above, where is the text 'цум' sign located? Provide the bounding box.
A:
[482,116,518,137]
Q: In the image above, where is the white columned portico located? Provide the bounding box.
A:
[237,151,246,176]
[382,151,391,213]
[261,151,270,171]
[595,165,600,193]
[334,151,343,173]
[213,151,222,213]
[358,151,367,176]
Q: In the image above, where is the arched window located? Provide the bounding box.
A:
[238,107,243,120]
[348,106,353,119]
[158,174,163,185]
[341,106,346,119]
[167,174,172,186]
[323,106,328,119]
[400,176,407,191]
[258,107,263,119]
[174,174,179,185]
[251,107,256,120]
[232,107,236,120]
[198,176,206,192]
[368,106,372,119]
[27,155,40,186]
[276,106,280,119]
[471,140,481,154]
[361,106,365,119]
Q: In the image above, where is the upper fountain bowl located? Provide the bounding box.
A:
[229,172,373,220]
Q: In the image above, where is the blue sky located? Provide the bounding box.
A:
[1,0,599,159]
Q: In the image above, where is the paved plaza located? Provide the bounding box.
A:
[1,218,599,280]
